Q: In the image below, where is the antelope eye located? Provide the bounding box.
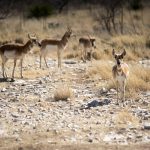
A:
[120,56,123,59]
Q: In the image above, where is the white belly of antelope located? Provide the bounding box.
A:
[4,50,16,59]
[116,75,126,83]
[4,50,25,59]
[42,45,57,55]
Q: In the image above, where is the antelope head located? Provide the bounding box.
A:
[28,34,41,47]
[64,27,73,39]
[112,49,126,66]
[88,35,96,49]
[90,38,96,49]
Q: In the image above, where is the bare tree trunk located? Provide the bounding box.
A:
[141,8,144,25]
[43,18,47,30]
[104,9,112,34]
[111,9,117,33]
[120,6,124,34]
[129,9,137,34]
[19,13,23,32]
[59,0,69,13]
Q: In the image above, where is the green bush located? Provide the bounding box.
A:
[129,0,142,10]
[28,5,53,19]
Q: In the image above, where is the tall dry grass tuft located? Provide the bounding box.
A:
[54,85,73,101]
[115,108,139,128]
[111,35,145,48]
[109,35,150,61]
[87,61,112,80]
[127,65,150,91]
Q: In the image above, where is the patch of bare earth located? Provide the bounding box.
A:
[0,56,150,150]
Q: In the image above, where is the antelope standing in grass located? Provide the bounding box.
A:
[0,34,41,79]
[112,49,129,106]
[79,36,96,62]
[39,28,72,68]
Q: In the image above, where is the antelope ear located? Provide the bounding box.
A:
[112,49,115,56]
[33,33,37,38]
[67,26,71,31]
[121,49,126,56]
[68,27,72,33]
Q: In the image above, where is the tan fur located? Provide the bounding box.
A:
[112,49,129,106]
[40,28,72,68]
[79,37,96,62]
[0,34,41,79]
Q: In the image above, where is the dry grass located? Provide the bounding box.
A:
[87,60,112,80]
[108,64,150,88]
[0,9,149,63]
[23,69,49,79]
[109,34,150,60]
[111,35,146,48]
[64,34,150,62]
[0,8,149,94]
[107,64,150,98]
[114,108,139,128]
[54,85,73,101]
[87,60,149,98]
[127,64,150,91]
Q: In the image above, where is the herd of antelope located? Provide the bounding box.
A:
[0,27,129,106]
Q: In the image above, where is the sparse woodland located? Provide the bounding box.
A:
[0,0,150,149]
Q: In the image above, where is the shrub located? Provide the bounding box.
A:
[54,85,73,101]
[28,5,53,19]
[129,0,142,10]
[87,61,112,80]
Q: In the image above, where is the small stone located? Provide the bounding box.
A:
[110,111,114,114]
[144,122,150,130]
[18,108,25,113]
[88,138,93,143]
[28,108,33,113]
[110,89,116,92]
[136,135,143,138]
[100,87,108,94]
[24,122,29,125]
[131,105,137,108]
[143,116,149,120]
[1,88,6,92]
[39,80,43,84]
[47,128,50,132]
[11,113,19,118]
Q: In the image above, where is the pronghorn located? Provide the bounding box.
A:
[112,49,129,106]
[79,36,96,62]
[39,28,72,68]
[0,34,41,79]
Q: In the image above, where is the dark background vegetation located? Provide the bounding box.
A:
[0,0,149,35]
[0,0,149,19]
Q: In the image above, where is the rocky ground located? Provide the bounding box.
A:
[0,58,150,150]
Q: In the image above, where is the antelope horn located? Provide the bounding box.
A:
[112,49,115,56]
[122,49,126,56]
[28,33,32,39]
[67,26,72,31]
